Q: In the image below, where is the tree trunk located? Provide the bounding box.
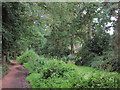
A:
[71,36,75,54]
[14,52,16,60]
[7,52,9,58]
[117,2,120,66]
[3,55,6,64]
[114,1,120,71]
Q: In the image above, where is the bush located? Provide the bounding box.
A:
[2,64,9,76]
[17,50,39,64]
[24,55,46,73]
[76,30,112,66]
[25,56,80,88]
[25,55,120,88]
[74,66,120,88]
[76,46,97,65]
[90,51,119,72]
[18,51,120,88]
[67,54,77,61]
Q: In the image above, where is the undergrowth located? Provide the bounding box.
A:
[17,50,120,88]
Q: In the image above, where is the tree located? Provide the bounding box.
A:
[2,2,47,56]
[114,2,120,71]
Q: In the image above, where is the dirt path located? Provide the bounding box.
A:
[1,60,30,88]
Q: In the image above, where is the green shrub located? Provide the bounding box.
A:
[74,66,120,88]
[24,55,120,88]
[90,51,119,72]
[7,56,15,60]
[26,71,80,88]
[17,50,39,64]
[25,56,81,88]
[2,64,9,76]
[67,54,77,60]
[76,30,112,66]
[23,55,46,73]
[76,47,97,65]
[18,51,120,88]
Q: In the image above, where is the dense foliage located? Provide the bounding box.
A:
[2,64,9,76]
[75,30,120,71]
[17,50,120,88]
[2,2,120,88]
[17,50,39,64]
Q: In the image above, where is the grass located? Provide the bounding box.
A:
[70,63,119,74]
[72,64,120,77]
